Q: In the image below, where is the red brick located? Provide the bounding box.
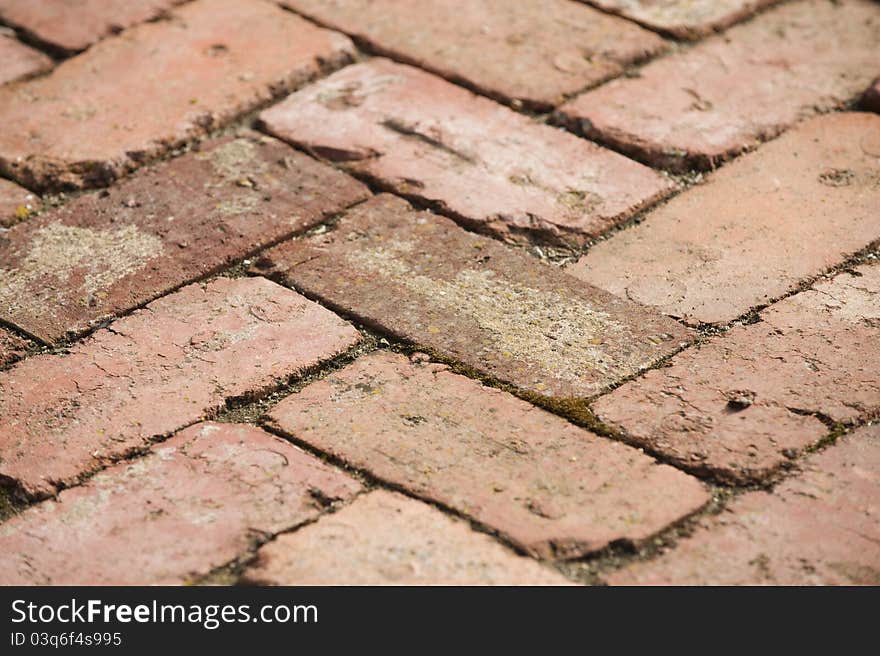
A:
[568,113,880,325]
[0,422,362,585]
[259,59,673,247]
[0,0,186,54]
[254,194,692,400]
[0,0,355,190]
[558,0,880,170]
[0,177,40,228]
[244,490,571,585]
[0,277,361,499]
[591,262,880,484]
[0,32,52,85]
[0,132,368,344]
[267,351,709,559]
[863,77,880,113]
[608,425,880,585]
[585,0,781,39]
[0,329,29,368]
[281,0,666,110]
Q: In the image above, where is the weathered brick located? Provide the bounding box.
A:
[591,262,880,484]
[0,0,186,54]
[280,0,666,110]
[260,59,673,247]
[244,490,571,585]
[0,329,29,368]
[0,0,355,190]
[267,351,709,559]
[584,0,781,39]
[0,177,40,228]
[568,113,880,325]
[608,425,880,585]
[254,194,692,400]
[0,277,360,499]
[0,32,52,85]
[0,132,368,343]
[864,77,880,113]
[558,0,880,170]
[0,422,362,585]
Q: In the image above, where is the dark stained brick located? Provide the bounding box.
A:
[253,194,693,401]
[0,422,362,585]
[0,329,29,368]
[267,351,709,559]
[0,277,361,499]
[0,132,368,343]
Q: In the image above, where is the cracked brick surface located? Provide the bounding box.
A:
[0,0,355,190]
[244,490,572,585]
[592,262,880,484]
[568,113,880,325]
[254,194,692,400]
[0,32,52,86]
[280,0,666,110]
[0,177,40,228]
[0,422,362,585]
[584,0,782,39]
[559,0,880,170]
[267,351,708,559]
[608,424,880,585]
[0,0,187,54]
[0,277,360,499]
[260,59,673,247]
[0,132,368,344]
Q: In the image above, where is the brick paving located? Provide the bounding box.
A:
[0,0,877,586]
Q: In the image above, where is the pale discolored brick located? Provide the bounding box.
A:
[591,263,880,484]
[0,132,368,343]
[254,194,692,401]
[0,177,40,228]
[281,0,666,110]
[559,0,880,170]
[267,351,709,559]
[568,113,880,325]
[0,33,52,85]
[0,277,361,499]
[0,0,186,54]
[608,425,880,585]
[0,0,355,190]
[0,422,362,585]
[0,329,29,368]
[259,59,673,247]
[583,0,781,39]
[244,491,572,585]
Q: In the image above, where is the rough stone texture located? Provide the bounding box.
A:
[254,195,692,400]
[0,0,355,191]
[267,352,709,559]
[609,425,880,585]
[584,0,781,39]
[592,262,880,484]
[0,277,361,499]
[0,329,29,368]
[0,0,187,54]
[0,177,40,228]
[0,33,52,86]
[559,0,880,171]
[863,77,880,113]
[259,59,673,247]
[568,113,880,325]
[0,422,362,585]
[0,132,368,344]
[244,490,571,585]
[281,0,666,110]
